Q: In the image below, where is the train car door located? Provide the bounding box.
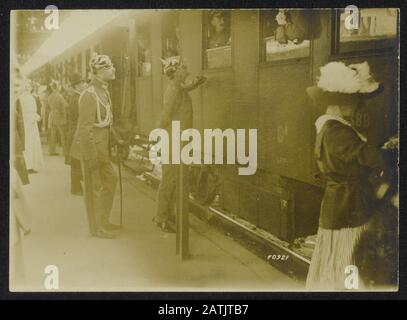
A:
[135,21,154,135]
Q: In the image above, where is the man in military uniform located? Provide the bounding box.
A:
[153,57,206,232]
[70,54,122,239]
[208,11,231,48]
[47,81,69,157]
[66,72,87,195]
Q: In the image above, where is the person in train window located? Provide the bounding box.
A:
[275,9,305,45]
[70,54,124,239]
[153,57,206,233]
[66,72,87,196]
[305,61,389,290]
[208,11,231,49]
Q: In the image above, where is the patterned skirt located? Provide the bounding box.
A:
[305,223,368,291]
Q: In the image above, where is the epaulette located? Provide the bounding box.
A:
[78,85,96,105]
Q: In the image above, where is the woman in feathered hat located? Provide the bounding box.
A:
[305,61,387,290]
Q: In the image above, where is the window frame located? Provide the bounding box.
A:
[161,11,181,60]
[259,8,312,65]
[331,8,398,55]
[202,10,233,71]
[136,22,152,79]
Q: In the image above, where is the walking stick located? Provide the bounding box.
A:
[117,145,123,227]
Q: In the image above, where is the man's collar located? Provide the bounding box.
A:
[91,76,109,90]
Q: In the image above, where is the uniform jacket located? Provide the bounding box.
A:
[209,31,230,48]
[70,77,114,163]
[65,88,82,149]
[158,80,198,131]
[47,90,68,127]
[66,89,81,129]
[315,116,385,229]
[276,23,305,44]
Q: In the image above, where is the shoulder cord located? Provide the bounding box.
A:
[94,90,113,128]
[80,86,112,128]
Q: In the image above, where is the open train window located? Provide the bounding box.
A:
[333,8,398,53]
[70,56,75,74]
[85,48,91,80]
[94,44,101,55]
[76,53,82,74]
[64,59,71,78]
[203,10,232,69]
[137,23,151,77]
[57,63,63,81]
[162,11,180,59]
[260,9,312,62]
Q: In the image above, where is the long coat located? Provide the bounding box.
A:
[66,89,81,152]
[315,117,385,229]
[157,81,198,131]
[20,93,44,172]
[47,91,68,128]
[13,99,29,185]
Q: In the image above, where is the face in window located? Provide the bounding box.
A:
[211,13,225,33]
[276,10,288,26]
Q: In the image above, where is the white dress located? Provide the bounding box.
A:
[19,93,44,171]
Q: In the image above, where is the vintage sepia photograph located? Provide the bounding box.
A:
[9,8,399,292]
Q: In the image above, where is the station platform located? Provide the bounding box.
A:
[11,146,303,291]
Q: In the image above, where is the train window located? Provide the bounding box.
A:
[64,60,69,78]
[335,8,398,53]
[94,44,101,55]
[162,11,180,59]
[260,9,312,62]
[76,53,82,74]
[203,10,232,69]
[57,63,63,81]
[70,57,76,74]
[137,23,152,77]
[85,48,91,80]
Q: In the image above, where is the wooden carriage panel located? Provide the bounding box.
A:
[258,61,314,184]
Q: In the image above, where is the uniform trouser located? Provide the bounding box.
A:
[70,158,83,194]
[155,164,189,224]
[156,164,177,223]
[81,161,117,234]
[49,125,67,157]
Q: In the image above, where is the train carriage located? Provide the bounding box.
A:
[31,8,399,248]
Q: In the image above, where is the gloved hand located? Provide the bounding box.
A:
[193,75,207,86]
[116,139,126,146]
